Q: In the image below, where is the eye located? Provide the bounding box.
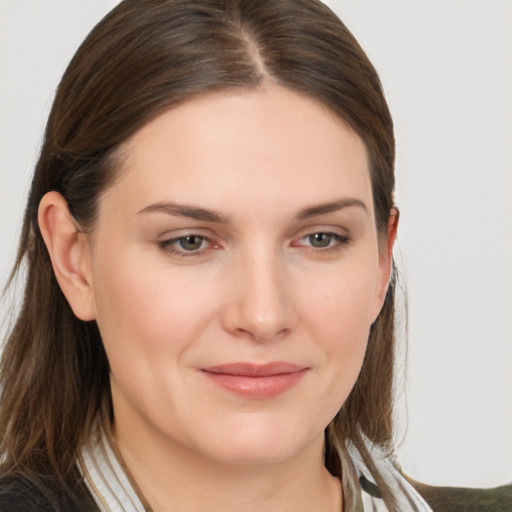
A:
[159,234,210,255]
[294,231,350,251]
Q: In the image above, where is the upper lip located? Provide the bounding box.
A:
[201,362,307,377]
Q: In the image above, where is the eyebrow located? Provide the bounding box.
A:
[137,202,228,223]
[137,197,367,223]
[297,198,368,219]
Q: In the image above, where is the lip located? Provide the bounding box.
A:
[200,362,308,398]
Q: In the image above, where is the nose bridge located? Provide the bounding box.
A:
[224,240,295,341]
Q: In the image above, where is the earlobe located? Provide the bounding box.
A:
[38,191,96,321]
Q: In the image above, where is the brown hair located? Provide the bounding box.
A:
[1,0,398,507]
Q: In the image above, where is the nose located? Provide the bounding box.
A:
[221,249,297,343]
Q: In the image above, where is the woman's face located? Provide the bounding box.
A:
[83,85,393,466]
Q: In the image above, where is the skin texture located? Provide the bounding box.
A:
[39,85,397,512]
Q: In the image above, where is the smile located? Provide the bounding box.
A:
[200,362,309,398]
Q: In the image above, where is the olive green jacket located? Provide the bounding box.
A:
[411,478,512,512]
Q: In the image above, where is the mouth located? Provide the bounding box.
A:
[200,362,309,398]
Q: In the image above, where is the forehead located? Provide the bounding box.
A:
[104,85,373,218]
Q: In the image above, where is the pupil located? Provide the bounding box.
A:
[311,233,331,247]
[180,236,203,251]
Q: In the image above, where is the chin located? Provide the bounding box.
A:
[197,415,322,467]
[207,442,303,467]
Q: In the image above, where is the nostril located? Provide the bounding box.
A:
[220,260,297,341]
[222,303,296,343]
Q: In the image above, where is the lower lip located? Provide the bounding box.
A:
[202,369,308,398]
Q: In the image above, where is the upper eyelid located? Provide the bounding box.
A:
[156,227,215,240]
[156,228,349,241]
[299,228,348,237]
[161,234,210,246]
[154,225,351,244]
[294,232,349,244]
[292,225,350,239]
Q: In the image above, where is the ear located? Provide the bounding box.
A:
[38,191,96,321]
[371,208,399,322]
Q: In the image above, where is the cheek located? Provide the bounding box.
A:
[90,249,217,372]
[300,261,379,397]
[304,261,379,340]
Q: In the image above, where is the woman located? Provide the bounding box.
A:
[0,0,505,511]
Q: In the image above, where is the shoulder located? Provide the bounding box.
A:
[0,474,53,512]
[409,478,512,512]
[0,473,97,512]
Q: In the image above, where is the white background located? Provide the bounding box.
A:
[1,0,511,488]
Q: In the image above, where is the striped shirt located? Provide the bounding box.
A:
[78,427,432,512]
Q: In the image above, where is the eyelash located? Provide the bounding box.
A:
[295,232,350,252]
[157,231,350,258]
[158,235,212,258]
